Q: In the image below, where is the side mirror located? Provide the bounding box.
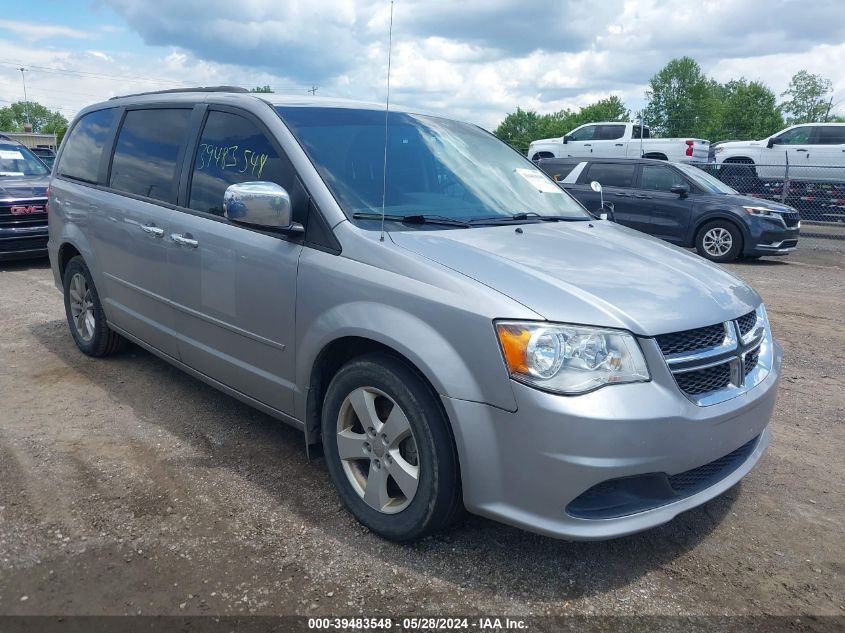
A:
[223,181,303,233]
[590,181,602,193]
[766,137,778,149]
[670,184,690,197]
[563,135,572,144]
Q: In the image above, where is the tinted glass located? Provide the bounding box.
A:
[598,125,626,140]
[584,162,636,188]
[569,125,597,141]
[817,126,845,144]
[777,127,812,145]
[640,165,686,192]
[277,106,589,222]
[189,111,295,216]
[0,143,50,176]
[632,125,650,140]
[109,109,191,203]
[675,163,737,194]
[57,108,118,183]
[539,161,579,181]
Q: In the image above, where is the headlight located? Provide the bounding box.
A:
[743,205,775,216]
[495,321,650,395]
[715,146,725,153]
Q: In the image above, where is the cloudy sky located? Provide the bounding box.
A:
[0,0,844,130]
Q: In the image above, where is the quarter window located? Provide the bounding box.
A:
[188,111,296,216]
[57,108,119,184]
[816,126,845,144]
[109,109,192,204]
[584,162,636,188]
[640,165,687,192]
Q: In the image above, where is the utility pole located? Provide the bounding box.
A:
[18,67,30,126]
[308,85,318,95]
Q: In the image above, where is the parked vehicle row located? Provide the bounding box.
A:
[537,157,801,262]
[45,88,781,543]
[528,121,710,164]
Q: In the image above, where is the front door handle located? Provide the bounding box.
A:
[795,149,808,152]
[140,224,164,238]
[615,143,624,146]
[171,233,198,248]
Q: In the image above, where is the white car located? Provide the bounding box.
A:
[528,121,710,164]
[714,123,845,183]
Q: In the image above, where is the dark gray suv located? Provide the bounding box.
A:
[0,138,50,260]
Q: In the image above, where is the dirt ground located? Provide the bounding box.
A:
[0,240,843,621]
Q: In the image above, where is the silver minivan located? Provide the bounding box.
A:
[48,88,782,541]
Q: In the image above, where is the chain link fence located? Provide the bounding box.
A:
[690,161,845,239]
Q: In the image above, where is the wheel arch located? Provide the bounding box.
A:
[642,152,668,161]
[692,213,749,250]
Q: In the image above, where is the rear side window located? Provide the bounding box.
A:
[597,124,626,140]
[816,126,845,144]
[640,165,687,192]
[188,111,297,216]
[58,108,118,183]
[584,162,636,188]
[632,125,650,140]
[109,109,192,204]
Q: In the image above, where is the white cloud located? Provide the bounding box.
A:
[0,19,91,41]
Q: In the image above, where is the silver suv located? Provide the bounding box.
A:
[48,88,782,541]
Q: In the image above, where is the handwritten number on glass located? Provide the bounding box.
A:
[197,143,269,178]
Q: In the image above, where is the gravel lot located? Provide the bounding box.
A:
[0,242,843,621]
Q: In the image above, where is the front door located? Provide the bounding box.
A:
[759,125,813,181]
[637,163,693,243]
[564,124,599,158]
[168,108,304,414]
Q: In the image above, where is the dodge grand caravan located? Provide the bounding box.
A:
[49,88,782,541]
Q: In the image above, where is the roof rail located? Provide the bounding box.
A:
[109,86,249,100]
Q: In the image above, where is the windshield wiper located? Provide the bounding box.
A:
[467,212,586,225]
[352,212,470,227]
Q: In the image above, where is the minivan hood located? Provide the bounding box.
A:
[0,175,49,199]
[390,221,760,336]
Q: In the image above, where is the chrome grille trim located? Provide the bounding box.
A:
[658,306,772,406]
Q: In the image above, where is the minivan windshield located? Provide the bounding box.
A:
[0,143,50,177]
[674,163,738,195]
[276,107,590,224]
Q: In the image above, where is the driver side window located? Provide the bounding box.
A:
[569,125,597,141]
[777,127,812,145]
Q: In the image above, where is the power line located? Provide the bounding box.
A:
[0,60,188,87]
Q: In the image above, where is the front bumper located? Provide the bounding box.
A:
[744,218,800,256]
[444,339,782,540]
[0,223,48,260]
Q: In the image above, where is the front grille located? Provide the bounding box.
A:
[675,362,732,395]
[655,323,725,356]
[780,239,798,248]
[0,199,47,226]
[782,212,800,227]
[744,348,759,376]
[566,435,760,519]
[736,311,757,338]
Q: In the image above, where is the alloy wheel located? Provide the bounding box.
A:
[336,386,420,514]
[69,272,96,342]
[702,227,733,257]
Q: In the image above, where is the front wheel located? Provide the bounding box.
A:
[321,354,462,541]
[695,221,743,263]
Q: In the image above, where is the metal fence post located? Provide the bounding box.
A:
[781,151,789,205]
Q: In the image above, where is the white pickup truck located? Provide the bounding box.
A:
[714,122,845,183]
[528,121,710,164]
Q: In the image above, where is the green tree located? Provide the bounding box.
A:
[642,57,715,137]
[717,79,783,140]
[249,85,274,93]
[493,107,545,151]
[0,101,68,138]
[780,70,834,123]
[569,96,630,128]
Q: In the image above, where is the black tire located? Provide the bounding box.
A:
[62,256,126,357]
[321,353,462,541]
[695,221,743,263]
[721,161,757,193]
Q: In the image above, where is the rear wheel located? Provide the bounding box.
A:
[63,256,126,356]
[321,353,461,541]
[695,221,743,263]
